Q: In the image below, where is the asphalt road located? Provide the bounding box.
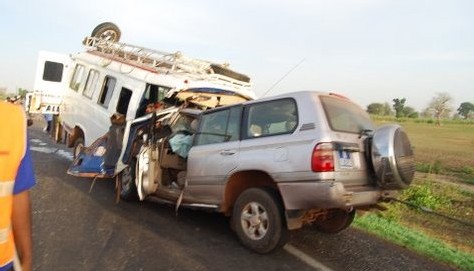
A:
[27,123,456,271]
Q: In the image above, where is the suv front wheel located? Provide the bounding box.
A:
[119,159,139,201]
[232,188,288,254]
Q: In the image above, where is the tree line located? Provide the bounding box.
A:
[366,92,474,125]
[0,88,28,100]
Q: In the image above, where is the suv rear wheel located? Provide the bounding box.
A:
[312,208,355,234]
[232,188,288,254]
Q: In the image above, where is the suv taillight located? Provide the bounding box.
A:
[311,142,334,172]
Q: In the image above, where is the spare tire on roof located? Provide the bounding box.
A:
[91,22,121,42]
[371,124,415,190]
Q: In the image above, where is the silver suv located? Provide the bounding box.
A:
[71,91,415,253]
[182,91,414,253]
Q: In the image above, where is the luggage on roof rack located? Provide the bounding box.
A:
[82,36,251,85]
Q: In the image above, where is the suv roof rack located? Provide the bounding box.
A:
[82,36,251,89]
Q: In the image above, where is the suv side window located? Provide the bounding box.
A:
[70,64,86,91]
[195,106,242,146]
[98,76,116,108]
[244,98,298,138]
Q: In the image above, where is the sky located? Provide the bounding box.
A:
[0,0,473,111]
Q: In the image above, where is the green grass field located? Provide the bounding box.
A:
[355,118,474,270]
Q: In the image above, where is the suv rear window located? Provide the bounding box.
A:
[321,96,374,134]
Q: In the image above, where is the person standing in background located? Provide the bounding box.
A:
[0,101,36,271]
[43,113,53,133]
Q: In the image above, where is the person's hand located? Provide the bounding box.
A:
[145,103,155,113]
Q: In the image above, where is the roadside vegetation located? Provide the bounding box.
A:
[354,117,474,271]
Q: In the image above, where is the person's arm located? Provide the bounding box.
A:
[13,144,36,271]
[12,190,33,271]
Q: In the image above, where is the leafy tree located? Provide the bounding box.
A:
[457,102,474,119]
[426,92,453,126]
[402,106,419,118]
[367,102,393,116]
[367,103,384,115]
[393,98,406,118]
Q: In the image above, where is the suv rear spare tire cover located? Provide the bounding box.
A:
[371,124,415,189]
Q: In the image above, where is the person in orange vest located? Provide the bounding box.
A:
[0,101,36,271]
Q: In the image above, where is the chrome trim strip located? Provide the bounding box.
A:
[180,203,219,210]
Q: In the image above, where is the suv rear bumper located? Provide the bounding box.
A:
[277,181,396,210]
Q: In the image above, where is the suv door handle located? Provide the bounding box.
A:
[220,150,236,156]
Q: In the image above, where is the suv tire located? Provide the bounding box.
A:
[119,159,139,201]
[232,188,288,254]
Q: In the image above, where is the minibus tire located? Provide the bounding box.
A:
[91,22,121,42]
[73,138,84,159]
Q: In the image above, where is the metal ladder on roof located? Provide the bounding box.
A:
[82,36,251,89]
